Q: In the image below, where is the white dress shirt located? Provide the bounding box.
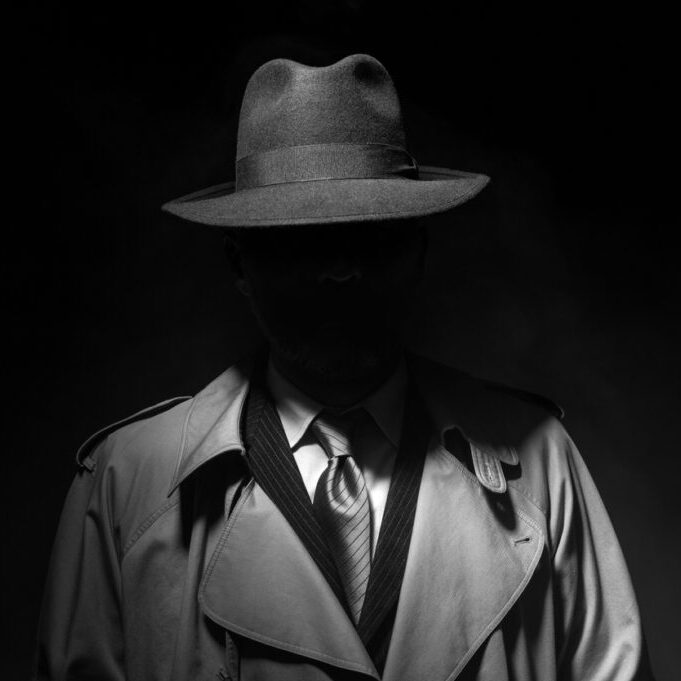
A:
[266,357,407,556]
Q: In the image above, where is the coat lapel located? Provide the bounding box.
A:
[381,438,544,681]
[197,362,380,679]
[198,475,379,679]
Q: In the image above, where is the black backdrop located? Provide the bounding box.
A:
[7,3,679,678]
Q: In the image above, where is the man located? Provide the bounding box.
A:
[36,54,652,680]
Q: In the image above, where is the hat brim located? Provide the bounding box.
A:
[161,166,489,227]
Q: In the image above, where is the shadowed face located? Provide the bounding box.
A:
[226,220,426,384]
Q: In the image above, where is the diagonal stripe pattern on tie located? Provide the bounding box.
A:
[312,409,372,624]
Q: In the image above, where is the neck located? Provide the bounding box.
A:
[268,347,404,408]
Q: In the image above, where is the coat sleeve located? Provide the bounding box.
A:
[34,439,125,681]
[549,430,654,680]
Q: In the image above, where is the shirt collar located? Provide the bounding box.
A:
[267,356,407,450]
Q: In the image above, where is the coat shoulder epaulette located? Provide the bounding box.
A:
[484,381,565,420]
[75,396,192,472]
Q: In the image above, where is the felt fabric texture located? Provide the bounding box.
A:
[236,143,418,191]
[162,54,489,227]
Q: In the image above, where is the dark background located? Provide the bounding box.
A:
[6,2,679,678]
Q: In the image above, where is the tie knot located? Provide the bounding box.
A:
[312,408,367,459]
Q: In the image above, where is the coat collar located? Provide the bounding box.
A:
[168,351,539,496]
[167,357,252,495]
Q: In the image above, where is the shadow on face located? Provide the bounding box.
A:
[223,219,428,383]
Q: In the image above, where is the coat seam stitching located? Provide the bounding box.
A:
[198,480,378,677]
[199,478,256,591]
[216,620,378,675]
[445,511,544,680]
[169,395,199,492]
[508,479,548,516]
[122,496,180,558]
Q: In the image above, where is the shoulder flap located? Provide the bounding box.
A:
[75,396,192,471]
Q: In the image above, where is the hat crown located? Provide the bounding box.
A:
[162,53,489,227]
[236,54,407,160]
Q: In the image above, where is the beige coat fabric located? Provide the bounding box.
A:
[35,354,651,680]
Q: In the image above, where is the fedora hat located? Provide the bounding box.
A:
[162,54,489,227]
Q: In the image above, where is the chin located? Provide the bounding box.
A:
[271,334,398,384]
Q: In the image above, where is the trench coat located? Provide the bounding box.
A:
[35,353,652,680]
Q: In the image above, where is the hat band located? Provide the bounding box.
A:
[235,143,418,191]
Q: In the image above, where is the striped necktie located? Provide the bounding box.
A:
[312,409,372,624]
